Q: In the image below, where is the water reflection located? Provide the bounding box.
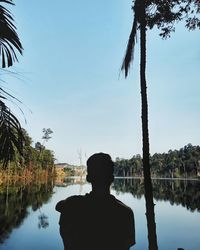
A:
[38,213,49,229]
[0,181,54,243]
[0,177,199,249]
[112,178,200,212]
[57,177,200,212]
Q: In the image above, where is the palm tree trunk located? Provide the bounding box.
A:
[140,1,158,250]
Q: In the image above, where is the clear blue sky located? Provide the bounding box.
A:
[2,0,200,165]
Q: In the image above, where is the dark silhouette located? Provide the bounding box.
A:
[0,0,24,168]
[56,153,135,250]
[121,1,158,249]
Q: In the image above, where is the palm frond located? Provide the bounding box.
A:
[0,1,14,5]
[0,87,22,103]
[121,16,138,78]
[0,0,23,68]
[0,100,24,168]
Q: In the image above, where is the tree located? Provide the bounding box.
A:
[34,129,54,172]
[42,128,53,142]
[122,1,158,249]
[121,1,199,249]
[35,142,44,152]
[0,100,23,168]
[0,0,23,167]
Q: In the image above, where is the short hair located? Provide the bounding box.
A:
[86,153,114,184]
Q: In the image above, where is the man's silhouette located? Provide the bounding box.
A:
[56,153,135,250]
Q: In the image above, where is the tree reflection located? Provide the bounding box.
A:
[113,178,200,212]
[0,181,54,243]
[38,213,49,229]
[60,177,200,212]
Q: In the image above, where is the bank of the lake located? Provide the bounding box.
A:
[0,169,56,186]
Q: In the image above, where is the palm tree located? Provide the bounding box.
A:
[0,0,23,168]
[121,0,158,249]
[122,1,199,249]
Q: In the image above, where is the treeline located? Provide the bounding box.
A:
[114,144,200,178]
[0,129,55,180]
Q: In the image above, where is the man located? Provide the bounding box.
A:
[56,153,135,250]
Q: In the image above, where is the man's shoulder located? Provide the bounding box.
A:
[113,197,133,216]
[55,195,86,212]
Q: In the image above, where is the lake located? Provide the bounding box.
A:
[0,178,200,250]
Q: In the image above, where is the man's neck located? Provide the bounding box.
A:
[91,185,110,196]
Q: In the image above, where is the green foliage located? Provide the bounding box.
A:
[42,128,53,142]
[0,0,23,67]
[0,0,24,167]
[35,142,44,152]
[145,0,200,38]
[0,100,24,168]
[0,2,55,175]
[0,128,55,174]
[63,167,76,176]
[122,0,200,76]
[114,144,200,178]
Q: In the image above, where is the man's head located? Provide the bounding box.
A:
[86,153,114,186]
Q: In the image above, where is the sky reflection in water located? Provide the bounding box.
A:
[0,178,199,250]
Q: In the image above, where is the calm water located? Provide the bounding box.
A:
[0,178,200,250]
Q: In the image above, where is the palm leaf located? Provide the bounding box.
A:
[0,0,23,68]
[0,1,14,4]
[0,100,24,168]
[121,15,138,78]
[0,87,23,103]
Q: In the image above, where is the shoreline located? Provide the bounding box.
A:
[115,176,200,181]
[0,170,56,185]
[1,174,199,186]
[64,175,200,181]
